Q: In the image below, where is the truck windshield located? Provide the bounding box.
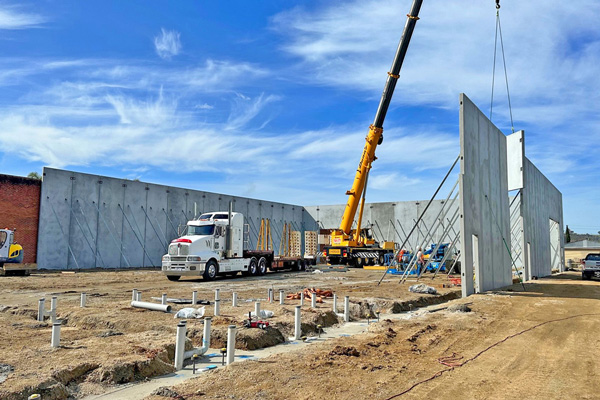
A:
[586,254,600,261]
[187,225,215,235]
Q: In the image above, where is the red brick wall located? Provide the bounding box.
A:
[0,174,41,263]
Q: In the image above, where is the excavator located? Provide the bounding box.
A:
[0,228,26,276]
[323,0,422,267]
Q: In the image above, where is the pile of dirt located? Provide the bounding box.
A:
[209,326,285,351]
[329,345,360,357]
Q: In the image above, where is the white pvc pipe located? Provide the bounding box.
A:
[214,289,220,301]
[269,289,273,303]
[300,292,304,307]
[294,306,301,340]
[80,293,86,308]
[232,292,238,307]
[136,292,142,302]
[254,302,261,318]
[131,301,172,313]
[50,296,58,323]
[37,298,45,322]
[192,290,198,305]
[226,324,236,365]
[311,294,316,308]
[214,299,220,316]
[132,289,138,302]
[333,294,337,313]
[161,293,167,305]
[51,321,61,348]
[344,296,350,322]
[174,321,187,370]
[184,317,212,360]
[279,290,284,305]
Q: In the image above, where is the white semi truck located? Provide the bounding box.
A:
[161,208,312,281]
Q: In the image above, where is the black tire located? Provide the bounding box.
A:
[203,260,218,281]
[582,272,591,280]
[355,257,364,268]
[248,257,259,276]
[258,257,267,275]
[299,260,306,271]
[167,275,180,282]
[379,255,385,266]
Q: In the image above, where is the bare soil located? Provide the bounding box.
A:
[0,268,457,399]
[145,272,600,400]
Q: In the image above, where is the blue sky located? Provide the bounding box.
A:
[0,0,598,233]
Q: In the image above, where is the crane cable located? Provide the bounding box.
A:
[489,0,515,133]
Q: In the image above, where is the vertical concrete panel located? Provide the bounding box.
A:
[68,172,101,268]
[97,177,126,268]
[506,131,525,191]
[459,93,511,296]
[38,168,73,269]
[522,158,563,277]
[121,181,148,267]
[144,185,168,266]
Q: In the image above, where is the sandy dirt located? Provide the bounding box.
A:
[143,272,600,400]
[0,268,458,399]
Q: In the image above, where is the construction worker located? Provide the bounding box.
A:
[416,247,425,274]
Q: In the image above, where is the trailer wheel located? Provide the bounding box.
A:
[299,260,306,271]
[248,257,259,276]
[355,257,363,268]
[379,255,385,266]
[203,260,219,281]
[258,257,268,275]
[167,275,181,281]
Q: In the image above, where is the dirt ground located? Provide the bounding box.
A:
[145,272,600,400]
[0,267,458,399]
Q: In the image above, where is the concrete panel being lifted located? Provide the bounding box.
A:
[506,130,525,191]
[459,93,512,297]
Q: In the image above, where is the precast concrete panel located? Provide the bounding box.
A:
[97,177,126,268]
[522,158,564,277]
[506,131,525,191]
[68,173,101,269]
[144,185,169,266]
[38,168,75,269]
[121,180,148,267]
[459,94,512,297]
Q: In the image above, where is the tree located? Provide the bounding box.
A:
[27,172,41,180]
[565,225,571,243]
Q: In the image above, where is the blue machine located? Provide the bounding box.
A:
[424,243,450,272]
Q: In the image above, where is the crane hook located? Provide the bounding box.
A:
[495,0,500,9]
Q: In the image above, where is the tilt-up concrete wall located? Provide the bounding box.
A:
[459,93,512,297]
[37,168,312,269]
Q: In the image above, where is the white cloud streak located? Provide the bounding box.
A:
[0,6,45,30]
[154,28,182,60]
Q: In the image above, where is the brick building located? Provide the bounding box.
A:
[0,174,41,264]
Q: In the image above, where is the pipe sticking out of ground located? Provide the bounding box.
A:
[232,292,238,307]
[51,320,61,348]
[279,290,284,305]
[214,299,220,316]
[184,317,212,360]
[226,325,236,365]
[131,301,171,313]
[344,296,350,322]
[294,305,301,340]
[80,293,87,308]
[174,321,187,370]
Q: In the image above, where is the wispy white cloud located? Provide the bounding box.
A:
[0,6,45,30]
[154,28,182,60]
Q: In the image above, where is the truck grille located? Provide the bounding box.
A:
[168,244,189,256]
[170,256,187,262]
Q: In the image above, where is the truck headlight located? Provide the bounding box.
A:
[162,255,170,262]
[187,256,201,262]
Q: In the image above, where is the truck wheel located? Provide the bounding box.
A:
[248,257,259,276]
[258,257,267,275]
[582,272,591,280]
[356,257,364,268]
[167,275,180,281]
[379,255,385,265]
[203,260,218,281]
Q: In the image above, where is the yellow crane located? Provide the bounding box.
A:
[324,0,423,267]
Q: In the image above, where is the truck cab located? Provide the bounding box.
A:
[162,212,245,281]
